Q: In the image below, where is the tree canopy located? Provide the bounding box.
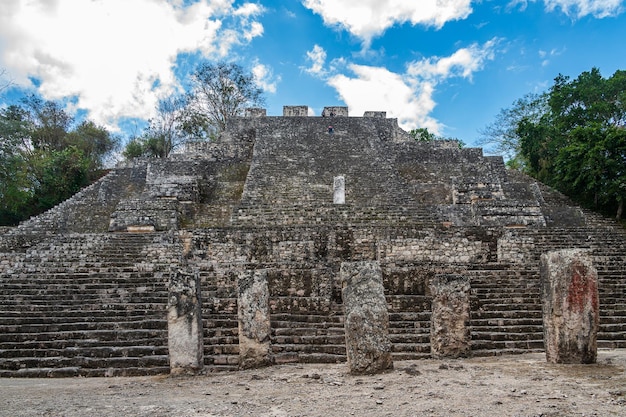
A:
[122,61,265,159]
[0,96,119,225]
[187,61,265,135]
[480,68,626,220]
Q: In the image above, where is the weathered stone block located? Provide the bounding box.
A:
[168,267,203,374]
[429,274,471,358]
[322,106,349,117]
[333,176,345,204]
[540,249,599,364]
[341,261,393,374]
[283,105,309,116]
[363,111,386,118]
[245,107,266,117]
[238,269,272,369]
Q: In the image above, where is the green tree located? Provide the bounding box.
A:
[409,127,437,142]
[515,68,626,220]
[409,127,465,148]
[0,98,118,225]
[479,93,548,168]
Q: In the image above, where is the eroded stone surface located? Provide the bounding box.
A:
[168,267,203,374]
[333,176,345,204]
[540,249,599,364]
[430,274,471,359]
[238,269,272,369]
[341,261,393,374]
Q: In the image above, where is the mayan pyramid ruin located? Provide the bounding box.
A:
[1,106,625,377]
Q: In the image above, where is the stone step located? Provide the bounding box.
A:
[272,327,345,336]
[0,309,166,320]
[270,313,344,325]
[472,310,543,319]
[0,328,167,343]
[0,303,167,312]
[473,303,542,311]
[272,352,346,364]
[471,317,543,326]
[1,319,165,333]
[205,354,239,367]
[471,339,545,351]
[392,352,431,360]
[0,366,170,378]
[0,345,168,359]
[271,343,346,355]
[597,331,626,340]
[389,333,430,344]
[205,344,240,355]
[272,334,345,345]
[0,337,167,351]
[0,356,169,375]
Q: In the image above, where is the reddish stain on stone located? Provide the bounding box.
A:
[566,261,598,313]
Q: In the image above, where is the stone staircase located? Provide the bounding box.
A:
[0,233,173,377]
[468,267,544,356]
[230,203,444,228]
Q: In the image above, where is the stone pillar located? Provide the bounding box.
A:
[429,274,471,358]
[168,267,203,374]
[540,249,599,364]
[237,269,272,369]
[333,176,345,204]
[341,261,393,374]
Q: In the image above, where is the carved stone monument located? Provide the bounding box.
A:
[167,267,203,374]
[340,261,393,374]
[237,269,272,369]
[430,274,471,358]
[333,176,345,204]
[540,249,599,364]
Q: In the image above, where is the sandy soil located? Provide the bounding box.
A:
[1,349,625,417]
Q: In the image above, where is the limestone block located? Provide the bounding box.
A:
[322,106,349,117]
[245,107,266,117]
[168,267,203,374]
[363,111,386,118]
[333,176,345,204]
[238,270,272,369]
[341,261,393,374]
[540,249,599,364]
[283,106,308,116]
[429,274,471,358]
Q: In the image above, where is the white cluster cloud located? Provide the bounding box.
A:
[302,0,473,45]
[0,0,264,130]
[545,0,624,17]
[318,39,497,133]
[252,61,279,94]
[304,45,327,76]
[508,0,623,17]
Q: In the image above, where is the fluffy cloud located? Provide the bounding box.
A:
[545,0,623,17]
[304,45,327,76]
[508,0,623,17]
[252,61,279,94]
[326,39,497,133]
[406,39,498,81]
[0,0,263,130]
[302,0,473,45]
[329,65,440,132]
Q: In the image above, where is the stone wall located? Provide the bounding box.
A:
[1,105,626,377]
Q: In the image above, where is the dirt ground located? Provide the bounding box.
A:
[0,349,625,417]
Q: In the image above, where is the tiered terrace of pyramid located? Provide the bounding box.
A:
[1,106,624,377]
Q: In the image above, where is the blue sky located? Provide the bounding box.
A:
[1,0,625,151]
